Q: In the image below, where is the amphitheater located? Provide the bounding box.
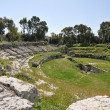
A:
[0,42,110,110]
[0,42,57,75]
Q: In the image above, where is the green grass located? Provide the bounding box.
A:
[0,58,11,76]
[28,51,110,110]
[70,44,110,56]
[41,58,81,83]
[74,58,110,71]
[0,58,11,67]
[0,41,12,44]
[14,73,35,84]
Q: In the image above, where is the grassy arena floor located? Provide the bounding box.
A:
[28,52,110,110]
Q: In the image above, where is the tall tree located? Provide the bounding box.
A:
[74,24,93,45]
[0,18,5,41]
[98,21,110,43]
[20,16,48,41]
[0,18,5,35]
[36,21,48,40]
[30,16,40,34]
[5,18,20,41]
[61,27,76,46]
[50,32,59,44]
[19,18,27,34]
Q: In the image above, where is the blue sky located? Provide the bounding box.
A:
[1,0,110,35]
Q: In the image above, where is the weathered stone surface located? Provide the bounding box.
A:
[0,41,48,49]
[0,96,33,110]
[67,96,110,110]
[36,54,64,67]
[0,43,58,75]
[0,64,4,72]
[0,76,40,102]
[6,65,12,71]
[0,81,34,110]
[36,79,47,85]
[32,62,39,67]
[38,89,55,97]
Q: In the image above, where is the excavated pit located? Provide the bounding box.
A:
[77,64,106,73]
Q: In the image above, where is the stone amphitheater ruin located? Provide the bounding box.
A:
[0,42,58,109]
[0,42,110,110]
[0,42,57,75]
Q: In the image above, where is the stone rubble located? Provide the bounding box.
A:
[0,96,33,110]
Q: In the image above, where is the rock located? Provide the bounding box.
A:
[0,43,58,75]
[0,65,4,72]
[48,83,58,90]
[0,83,33,110]
[6,64,21,75]
[36,79,47,85]
[32,62,39,67]
[0,96,33,110]
[8,56,16,59]
[77,64,106,73]
[0,76,40,102]
[6,65,12,71]
[67,96,110,110]
[38,89,55,97]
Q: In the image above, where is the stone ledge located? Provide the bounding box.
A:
[32,54,64,67]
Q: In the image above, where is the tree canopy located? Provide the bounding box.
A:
[19,16,48,41]
[74,24,94,45]
[0,16,110,45]
[98,21,110,43]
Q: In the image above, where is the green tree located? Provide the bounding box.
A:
[19,17,28,34]
[29,16,48,41]
[20,16,48,41]
[61,27,76,46]
[0,18,5,41]
[29,16,40,35]
[36,21,48,40]
[50,32,59,44]
[74,24,93,45]
[0,18,5,35]
[58,33,64,45]
[5,18,20,41]
[98,21,110,43]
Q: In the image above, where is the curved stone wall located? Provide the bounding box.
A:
[32,54,64,67]
[68,52,110,61]
[77,64,106,73]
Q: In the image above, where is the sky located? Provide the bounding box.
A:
[0,0,110,36]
